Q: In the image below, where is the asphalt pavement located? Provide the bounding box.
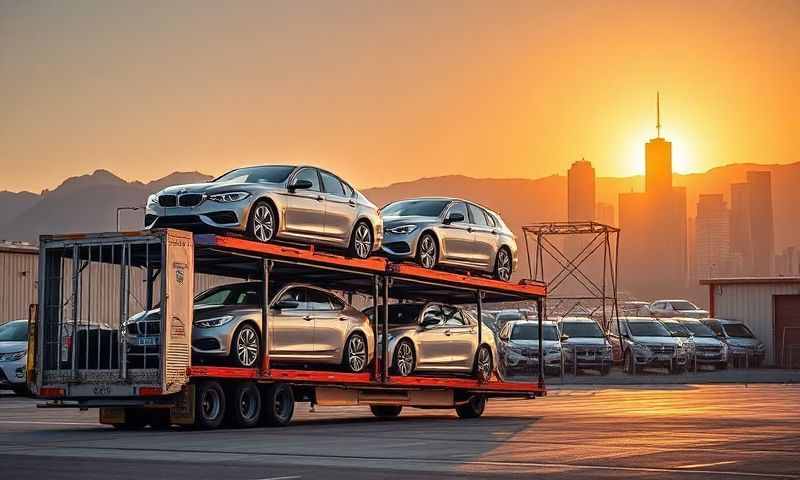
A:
[1,384,798,479]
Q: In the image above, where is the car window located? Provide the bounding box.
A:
[722,323,754,338]
[196,284,262,306]
[307,289,334,310]
[320,171,346,197]
[443,306,467,326]
[0,321,27,342]
[214,166,295,184]
[447,202,469,224]
[328,293,345,310]
[294,168,321,192]
[561,321,604,338]
[276,287,307,310]
[381,200,450,217]
[704,321,723,336]
[484,211,497,227]
[671,301,698,311]
[466,204,487,226]
[423,305,445,326]
[342,182,354,198]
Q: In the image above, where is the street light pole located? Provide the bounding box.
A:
[116,206,143,232]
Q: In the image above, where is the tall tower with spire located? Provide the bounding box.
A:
[645,92,673,194]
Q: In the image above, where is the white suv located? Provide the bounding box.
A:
[649,299,709,319]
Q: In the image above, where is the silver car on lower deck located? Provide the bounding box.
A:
[380,197,518,281]
[124,282,374,372]
[145,165,382,259]
[364,303,496,382]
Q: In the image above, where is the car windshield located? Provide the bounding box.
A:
[0,321,28,342]
[671,301,698,310]
[381,200,450,217]
[195,284,262,306]
[661,322,691,337]
[561,321,604,338]
[497,312,524,322]
[511,324,559,341]
[364,304,424,325]
[682,322,716,337]
[723,323,754,338]
[214,166,295,184]
[627,321,671,337]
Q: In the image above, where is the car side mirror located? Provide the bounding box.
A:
[288,179,313,193]
[272,300,299,310]
[443,212,465,224]
[560,334,569,342]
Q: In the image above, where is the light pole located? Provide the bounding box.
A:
[116,206,143,232]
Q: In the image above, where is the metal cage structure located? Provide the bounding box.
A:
[522,222,620,330]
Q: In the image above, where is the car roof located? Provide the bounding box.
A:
[506,319,557,327]
[620,316,660,322]
[652,299,694,303]
[706,318,746,324]
[558,316,597,323]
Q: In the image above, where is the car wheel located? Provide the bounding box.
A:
[392,340,416,376]
[262,383,294,427]
[474,345,493,383]
[195,381,226,429]
[349,221,373,259]
[370,405,403,418]
[455,395,487,419]
[416,233,438,269]
[343,332,368,373]
[493,247,512,282]
[231,323,260,368]
[247,201,277,243]
[600,365,611,376]
[228,382,262,428]
[11,385,30,397]
[623,350,634,374]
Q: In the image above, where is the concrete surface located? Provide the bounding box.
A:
[1,384,799,479]
[530,367,800,386]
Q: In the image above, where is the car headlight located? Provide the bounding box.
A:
[195,315,234,328]
[756,343,766,351]
[633,344,650,354]
[147,194,158,206]
[208,192,250,203]
[386,224,418,235]
[0,351,26,362]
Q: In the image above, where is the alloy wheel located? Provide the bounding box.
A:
[395,342,415,376]
[252,204,275,242]
[477,347,492,382]
[419,235,437,269]
[353,224,372,259]
[236,326,259,367]
[347,334,367,372]
[495,249,511,281]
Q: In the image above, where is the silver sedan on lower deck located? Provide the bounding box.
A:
[380,197,518,281]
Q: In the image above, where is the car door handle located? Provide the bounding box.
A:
[315,195,324,201]
[303,315,313,321]
[348,199,356,207]
[339,316,348,321]
[444,329,452,336]
[467,227,473,233]
[491,230,497,235]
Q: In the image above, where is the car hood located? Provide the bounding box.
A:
[505,339,559,349]
[563,337,608,347]
[0,341,27,354]
[631,336,680,346]
[690,336,724,347]
[726,337,762,348]
[382,215,439,228]
[158,181,282,196]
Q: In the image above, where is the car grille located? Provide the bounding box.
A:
[178,193,204,207]
[158,195,177,207]
[129,320,161,335]
[153,215,202,226]
[696,345,722,354]
[648,345,676,354]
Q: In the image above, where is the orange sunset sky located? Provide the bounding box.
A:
[1,0,798,193]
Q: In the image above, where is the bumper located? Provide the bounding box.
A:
[381,230,421,259]
[0,360,27,388]
[632,353,688,367]
[564,350,613,367]
[145,200,251,231]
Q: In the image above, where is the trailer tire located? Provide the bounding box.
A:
[195,381,226,429]
[370,405,403,418]
[228,382,262,428]
[112,408,148,430]
[262,383,294,427]
[455,395,486,419]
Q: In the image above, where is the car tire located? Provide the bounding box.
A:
[455,395,487,419]
[195,381,226,429]
[11,385,30,397]
[416,233,438,270]
[343,332,368,373]
[623,350,634,374]
[348,221,373,259]
[493,247,512,282]
[228,382,262,428]
[600,365,611,376]
[392,340,416,377]
[231,323,261,368]
[473,345,493,383]
[262,383,294,427]
[247,200,277,243]
[717,361,728,370]
[370,405,403,418]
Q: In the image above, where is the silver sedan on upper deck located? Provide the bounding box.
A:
[145,165,382,259]
[380,197,518,281]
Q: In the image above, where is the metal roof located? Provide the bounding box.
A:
[700,277,800,285]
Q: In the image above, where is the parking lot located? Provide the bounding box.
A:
[2,384,798,479]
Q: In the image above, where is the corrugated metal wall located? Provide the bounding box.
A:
[712,283,800,365]
[0,250,236,326]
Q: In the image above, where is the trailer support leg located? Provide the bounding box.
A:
[537,298,545,388]
[260,259,271,376]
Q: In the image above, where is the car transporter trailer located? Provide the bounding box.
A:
[28,229,547,428]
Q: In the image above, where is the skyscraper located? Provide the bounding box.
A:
[729,182,752,273]
[746,171,775,275]
[694,194,731,280]
[568,159,596,222]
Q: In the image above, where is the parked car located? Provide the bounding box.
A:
[607,317,689,374]
[620,301,651,316]
[497,320,562,376]
[145,165,383,259]
[363,303,496,382]
[701,318,766,367]
[380,197,517,281]
[677,318,728,369]
[494,309,527,334]
[649,299,709,319]
[0,320,28,395]
[658,318,696,357]
[124,282,374,372]
[558,317,613,374]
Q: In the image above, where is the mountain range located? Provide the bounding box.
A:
[2,163,798,264]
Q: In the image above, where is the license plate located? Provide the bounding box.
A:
[656,354,672,361]
[136,337,160,346]
[580,354,595,361]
